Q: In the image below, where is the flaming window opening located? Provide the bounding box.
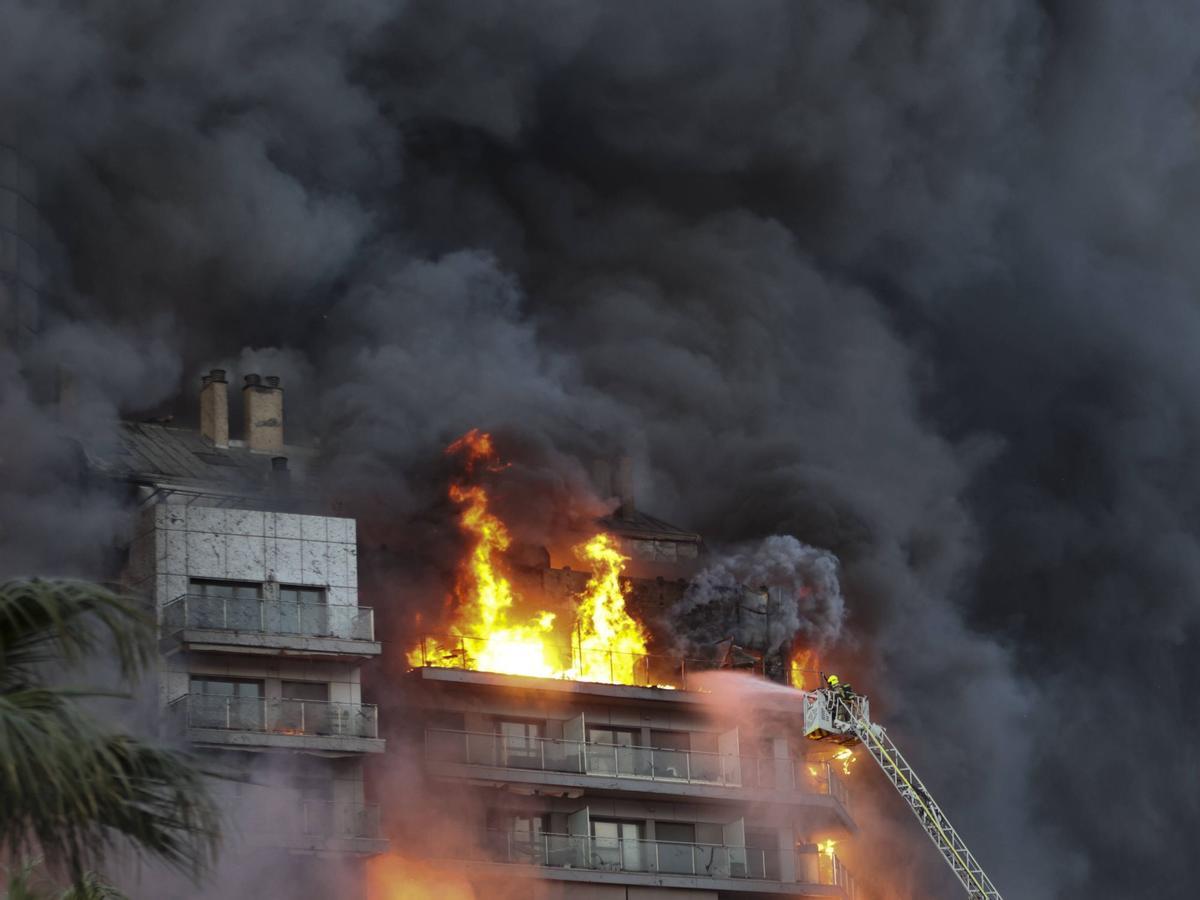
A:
[406,431,651,686]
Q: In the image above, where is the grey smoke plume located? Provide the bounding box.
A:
[2,2,1198,898]
[672,535,846,654]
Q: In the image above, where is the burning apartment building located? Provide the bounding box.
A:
[88,371,388,898]
[384,431,859,900]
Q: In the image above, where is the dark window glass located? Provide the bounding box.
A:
[281,681,329,702]
[190,578,262,600]
[190,677,263,698]
[279,586,326,605]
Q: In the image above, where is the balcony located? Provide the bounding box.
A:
[240,801,388,856]
[450,830,855,897]
[161,594,380,659]
[424,729,851,819]
[412,632,764,690]
[169,694,384,754]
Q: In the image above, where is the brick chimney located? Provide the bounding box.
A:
[199,369,229,448]
[242,374,283,453]
[614,455,637,520]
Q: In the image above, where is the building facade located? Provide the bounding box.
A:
[407,661,857,899]
[100,370,387,897]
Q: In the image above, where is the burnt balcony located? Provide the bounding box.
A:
[424,728,850,816]
[245,801,388,856]
[169,694,384,754]
[161,594,380,659]
[411,632,764,690]
[449,830,855,896]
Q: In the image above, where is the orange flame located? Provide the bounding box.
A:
[408,431,649,685]
[789,648,820,691]
[367,855,476,900]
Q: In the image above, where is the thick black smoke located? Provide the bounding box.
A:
[3,2,1197,897]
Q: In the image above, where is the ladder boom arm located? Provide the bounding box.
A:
[824,692,1005,900]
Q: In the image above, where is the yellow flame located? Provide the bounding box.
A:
[408,431,650,686]
[833,747,857,776]
[817,839,837,859]
[789,649,819,690]
[572,533,648,683]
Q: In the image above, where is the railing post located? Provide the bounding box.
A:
[719,750,726,785]
[608,650,615,684]
[540,736,546,772]
[681,656,687,690]
[300,700,306,734]
[221,596,228,630]
[685,749,691,783]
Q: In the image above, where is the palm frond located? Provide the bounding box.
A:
[0,580,153,688]
[0,579,219,883]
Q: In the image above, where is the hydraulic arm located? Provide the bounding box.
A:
[803,689,1005,900]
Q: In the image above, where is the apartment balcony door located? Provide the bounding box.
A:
[593,819,643,872]
[190,676,264,730]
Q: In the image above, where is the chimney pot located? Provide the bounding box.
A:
[243,374,284,453]
[199,367,230,448]
[264,375,280,388]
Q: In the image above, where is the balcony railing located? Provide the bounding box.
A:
[463,830,853,892]
[298,801,382,840]
[162,594,374,642]
[170,694,379,739]
[425,729,849,805]
[413,632,764,690]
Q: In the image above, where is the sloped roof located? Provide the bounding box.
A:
[91,421,315,492]
[598,508,702,543]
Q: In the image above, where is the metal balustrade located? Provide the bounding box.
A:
[424,728,849,803]
[162,594,374,642]
[413,632,764,690]
[465,829,852,890]
[170,694,378,739]
[298,801,382,840]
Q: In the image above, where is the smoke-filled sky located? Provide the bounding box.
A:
[3,1,1199,897]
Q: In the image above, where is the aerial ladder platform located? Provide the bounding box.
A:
[803,687,1005,900]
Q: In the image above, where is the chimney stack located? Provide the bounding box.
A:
[199,369,229,448]
[614,455,637,520]
[243,373,284,453]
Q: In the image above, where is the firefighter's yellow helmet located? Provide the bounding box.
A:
[827,674,840,687]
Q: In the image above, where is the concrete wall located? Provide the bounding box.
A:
[128,504,359,609]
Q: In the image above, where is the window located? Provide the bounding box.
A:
[188,580,262,631]
[282,681,329,702]
[496,720,542,768]
[592,820,643,871]
[655,822,696,874]
[189,677,264,730]
[278,681,330,735]
[190,579,261,600]
[588,727,644,776]
[280,585,326,605]
[746,828,780,880]
[651,730,691,779]
[191,676,264,698]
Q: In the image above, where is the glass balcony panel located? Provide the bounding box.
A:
[164,594,374,641]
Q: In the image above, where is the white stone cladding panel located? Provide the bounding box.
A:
[300,515,327,542]
[272,513,302,539]
[185,531,226,578]
[226,509,264,537]
[186,506,226,534]
[226,534,266,581]
[270,538,303,583]
[301,540,327,583]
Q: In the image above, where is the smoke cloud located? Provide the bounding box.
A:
[2,2,1196,897]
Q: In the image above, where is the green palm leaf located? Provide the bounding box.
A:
[0,579,219,886]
